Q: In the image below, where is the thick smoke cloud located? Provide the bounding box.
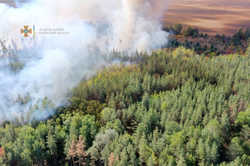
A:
[0,0,169,123]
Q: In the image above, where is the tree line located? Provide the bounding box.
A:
[165,24,250,56]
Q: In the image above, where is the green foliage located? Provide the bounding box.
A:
[172,46,196,59]
[246,44,250,56]
[236,108,250,126]
[165,25,250,55]
[9,61,24,72]
[0,49,249,165]
[166,24,183,35]
[183,26,199,37]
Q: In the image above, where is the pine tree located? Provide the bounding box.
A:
[47,130,57,155]
[68,139,77,165]
[108,153,115,166]
[76,136,87,166]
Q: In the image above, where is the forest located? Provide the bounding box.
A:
[165,24,250,56]
[0,44,249,165]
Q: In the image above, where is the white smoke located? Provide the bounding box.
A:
[0,0,169,123]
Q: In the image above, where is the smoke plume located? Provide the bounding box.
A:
[0,0,169,123]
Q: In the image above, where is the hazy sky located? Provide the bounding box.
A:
[164,0,250,35]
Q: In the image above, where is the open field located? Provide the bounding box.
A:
[165,0,250,35]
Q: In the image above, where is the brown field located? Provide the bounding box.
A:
[164,0,250,35]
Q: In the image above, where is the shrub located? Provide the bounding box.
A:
[246,45,250,56]
[172,46,196,59]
